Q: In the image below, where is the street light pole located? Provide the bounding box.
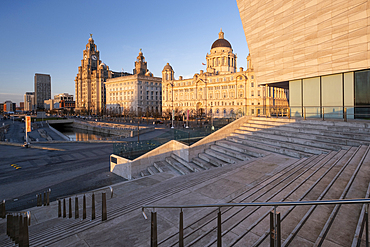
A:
[171,82,174,128]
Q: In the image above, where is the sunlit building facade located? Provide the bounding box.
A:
[105,50,162,115]
[162,30,288,118]
[237,0,370,119]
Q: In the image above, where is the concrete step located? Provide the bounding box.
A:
[226,135,311,158]
[210,148,361,246]
[235,128,346,151]
[215,140,270,157]
[165,157,191,175]
[240,124,362,147]
[153,161,182,176]
[248,117,370,142]
[280,146,367,247]
[140,170,150,177]
[191,157,214,170]
[27,160,262,247]
[204,149,239,164]
[198,153,225,167]
[319,146,370,246]
[147,166,159,175]
[170,153,201,172]
[174,153,337,246]
[210,144,251,161]
[232,131,329,155]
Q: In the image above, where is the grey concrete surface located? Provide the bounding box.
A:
[0,142,126,211]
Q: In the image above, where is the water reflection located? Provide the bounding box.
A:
[53,126,112,141]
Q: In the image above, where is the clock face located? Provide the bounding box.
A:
[92,55,97,61]
[84,55,87,60]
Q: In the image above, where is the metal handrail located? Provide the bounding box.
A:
[142,198,370,211]
[142,198,370,247]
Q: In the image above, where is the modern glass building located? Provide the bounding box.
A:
[237,0,370,119]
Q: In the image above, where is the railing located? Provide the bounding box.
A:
[112,119,236,159]
[251,105,370,121]
[142,198,370,247]
[6,210,31,247]
[56,186,113,221]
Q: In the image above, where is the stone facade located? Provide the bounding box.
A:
[105,50,162,115]
[162,30,288,118]
[34,73,51,110]
[236,0,370,85]
[75,35,109,115]
[236,0,370,119]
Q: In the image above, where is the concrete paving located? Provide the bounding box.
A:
[0,142,126,211]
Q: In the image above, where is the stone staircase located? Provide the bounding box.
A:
[156,146,370,247]
[2,117,370,246]
[135,117,368,178]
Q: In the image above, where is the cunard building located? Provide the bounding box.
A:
[162,29,288,118]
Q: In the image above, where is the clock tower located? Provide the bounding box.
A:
[75,34,109,115]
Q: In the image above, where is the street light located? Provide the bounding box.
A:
[170,82,174,128]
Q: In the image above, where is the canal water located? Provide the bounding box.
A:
[51,125,113,141]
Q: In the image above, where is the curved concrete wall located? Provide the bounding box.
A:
[237,0,370,84]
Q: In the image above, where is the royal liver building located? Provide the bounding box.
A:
[74,35,110,115]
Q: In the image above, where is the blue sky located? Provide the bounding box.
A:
[0,0,249,105]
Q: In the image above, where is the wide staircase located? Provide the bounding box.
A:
[136,117,368,178]
[1,117,370,246]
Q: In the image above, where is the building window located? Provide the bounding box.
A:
[258,91,260,96]
[251,91,254,97]
[251,82,254,87]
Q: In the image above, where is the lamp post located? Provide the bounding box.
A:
[171,82,174,128]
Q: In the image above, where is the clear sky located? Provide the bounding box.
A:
[0,0,249,105]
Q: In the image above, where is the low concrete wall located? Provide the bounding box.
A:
[72,120,154,137]
[110,154,132,180]
[111,140,189,178]
[47,124,70,141]
[111,116,251,178]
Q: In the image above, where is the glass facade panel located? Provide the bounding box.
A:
[355,70,370,119]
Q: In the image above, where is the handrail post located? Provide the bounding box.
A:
[69,198,72,218]
[63,198,66,218]
[43,191,46,206]
[92,193,95,220]
[19,214,23,246]
[366,204,369,247]
[179,209,184,247]
[270,211,274,247]
[23,215,29,247]
[46,189,50,206]
[75,196,79,219]
[58,200,61,217]
[102,192,107,221]
[83,195,86,219]
[322,107,325,121]
[270,208,281,247]
[14,214,19,244]
[304,107,306,120]
[344,107,347,122]
[288,108,291,119]
[217,208,222,247]
[6,214,10,237]
[277,211,281,247]
[1,200,5,218]
[151,211,157,247]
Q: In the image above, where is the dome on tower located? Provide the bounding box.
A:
[211,28,232,49]
[163,63,173,71]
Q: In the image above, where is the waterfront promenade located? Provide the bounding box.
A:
[0,117,171,211]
